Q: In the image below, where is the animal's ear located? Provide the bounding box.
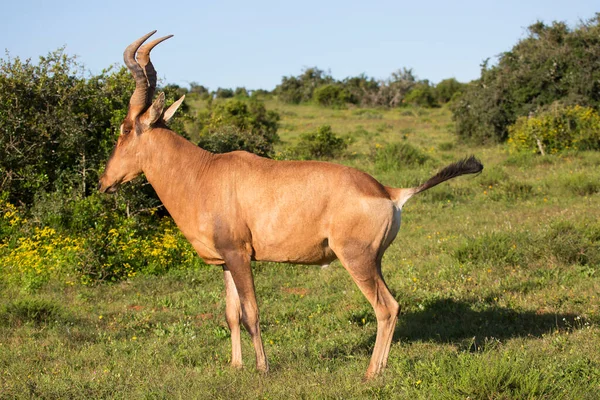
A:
[162,95,185,123]
[140,92,166,128]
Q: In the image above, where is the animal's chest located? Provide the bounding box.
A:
[190,238,224,264]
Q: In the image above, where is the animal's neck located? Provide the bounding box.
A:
[140,128,213,210]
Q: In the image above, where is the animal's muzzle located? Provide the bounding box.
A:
[97,181,119,194]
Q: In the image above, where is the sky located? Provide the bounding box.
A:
[1,1,598,91]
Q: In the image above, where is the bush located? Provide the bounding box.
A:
[78,217,198,283]
[234,87,249,98]
[0,196,200,288]
[508,104,600,154]
[313,84,350,108]
[434,78,465,104]
[293,125,347,160]
[404,83,437,108]
[0,51,130,205]
[197,125,276,157]
[372,142,429,172]
[453,15,600,143]
[196,99,280,157]
[0,49,188,213]
[215,87,234,99]
[275,67,333,104]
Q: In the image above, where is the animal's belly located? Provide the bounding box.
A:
[252,237,337,266]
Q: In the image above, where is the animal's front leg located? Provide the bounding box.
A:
[223,252,269,373]
[223,267,242,368]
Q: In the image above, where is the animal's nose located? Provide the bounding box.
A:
[97,182,102,191]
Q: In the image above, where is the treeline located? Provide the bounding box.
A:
[179,68,465,109]
[274,67,464,108]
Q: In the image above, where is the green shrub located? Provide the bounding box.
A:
[372,142,429,172]
[0,51,130,205]
[293,125,347,160]
[0,298,67,326]
[196,99,280,156]
[453,16,600,144]
[508,104,600,154]
[313,84,350,108]
[234,87,249,98]
[78,218,198,284]
[404,84,437,107]
[434,78,465,104]
[214,87,234,99]
[197,125,276,157]
[275,67,333,104]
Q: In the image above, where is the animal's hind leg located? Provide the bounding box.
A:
[223,267,242,368]
[338,252,399,379]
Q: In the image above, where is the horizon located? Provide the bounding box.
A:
[2,1,598,91]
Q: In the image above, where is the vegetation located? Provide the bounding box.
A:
[508,104,600,154]
[453,14,600,144]
[291,125,348,160]
[2,13,600,398]
[275,67,464,109]
[195,99,280,156]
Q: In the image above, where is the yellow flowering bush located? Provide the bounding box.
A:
[77,217,200,284]
[1,199,202,289]
[1,201,83,289]
[508,104,600,154]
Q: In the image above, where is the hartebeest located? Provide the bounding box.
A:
[98,31,483,379]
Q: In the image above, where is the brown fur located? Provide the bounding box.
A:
[98,32,483,379]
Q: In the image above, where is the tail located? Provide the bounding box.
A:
[387,156,483,207]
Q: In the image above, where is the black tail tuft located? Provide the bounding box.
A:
[416,155,483,194]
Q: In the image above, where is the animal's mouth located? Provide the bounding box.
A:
[97,181,120,194]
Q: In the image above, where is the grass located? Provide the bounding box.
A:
[2,101,600,398]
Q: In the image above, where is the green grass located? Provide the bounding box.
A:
[2,102,600,398]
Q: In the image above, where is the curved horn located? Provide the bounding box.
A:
[123,30,157,117]
[137,35,174,101]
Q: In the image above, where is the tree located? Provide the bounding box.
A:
[313,84,350,108]
[196,99,280,157]
[404,81,437,107]
[215,87,234,99]
[434,78,465,104]
[452,14,600,143]
[0,49,189,208]
[275,67,333,104]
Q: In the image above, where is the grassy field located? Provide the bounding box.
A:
[1,103,600,399]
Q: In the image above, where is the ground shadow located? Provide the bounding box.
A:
[326,297,594,357]
[394,298,591,349]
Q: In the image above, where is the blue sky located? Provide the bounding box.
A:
[1,1,597,91]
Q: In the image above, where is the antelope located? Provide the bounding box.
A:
[98,31,483,379]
